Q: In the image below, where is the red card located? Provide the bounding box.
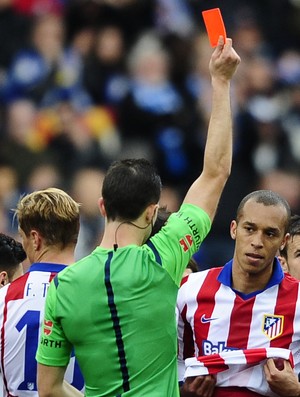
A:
[202,8,227,48]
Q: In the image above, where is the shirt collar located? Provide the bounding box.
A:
[217,258,284,299]
[27,263,67,273]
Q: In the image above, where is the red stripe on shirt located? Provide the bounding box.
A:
[244,347,266,364]
[270,276,299,348]
[199,353,228,373]
[194,268,222,355]
[181,304,195,360]
[6,272,30,301]
[227,295,255,348]
[1,273,30,396]
[50,272,57,282]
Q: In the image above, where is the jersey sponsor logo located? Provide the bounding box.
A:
[201,314,218,323]
[179,235,193,252]
[40,336,62,348]
[262,314,284,340]
[43,319,53,335]
[202,340,238,355]
[183,216,201,247]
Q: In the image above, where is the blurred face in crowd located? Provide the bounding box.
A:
[95,26,124,64]
[32,14,64,60]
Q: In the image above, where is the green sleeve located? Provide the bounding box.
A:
[36,278,73,367]
[149,203,211,286]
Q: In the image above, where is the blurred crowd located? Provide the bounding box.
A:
[0,0,300,268]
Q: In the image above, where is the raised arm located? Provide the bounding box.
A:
[183,37,240,221]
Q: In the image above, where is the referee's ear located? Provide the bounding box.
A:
[98,197,106,217]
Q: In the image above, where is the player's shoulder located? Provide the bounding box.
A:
[282,272,300,287]
[4,272,30,293]
[180,266,222,287]
[178,267,223,309]
[178,269,213,301]
[0,282,10,300]
[0,273,33,313]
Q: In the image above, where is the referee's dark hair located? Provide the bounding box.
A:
[102,158,162,222]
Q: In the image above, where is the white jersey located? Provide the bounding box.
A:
[0,263,84,397]
[177,259,300,393]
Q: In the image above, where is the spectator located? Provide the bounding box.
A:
[2,13,91,109]
[71,167,105,260]
[0,99,48,186]
[83,25,128,107]
[25,162,63,193]
[43,101,120,182]
[0,162,20,236]
[258,169,300,215]
[117,31,202,190]
[0,0,30,74]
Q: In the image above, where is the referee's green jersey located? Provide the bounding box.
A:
[36,204,211,396]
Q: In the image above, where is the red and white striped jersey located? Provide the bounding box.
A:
[0,263,84,397]
[185,347,293,396]
[177,259,300,391]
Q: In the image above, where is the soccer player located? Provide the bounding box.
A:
[0,233,26,287]
[36,37,240,397]
[177,190,300,397]
[0,188,84,397]
[278,215,300,280]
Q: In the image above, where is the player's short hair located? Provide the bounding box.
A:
[15,188,80,248]
[280,215,300,259]
[0,233,26,280]
[102,159,162,221]
[236,190,291,232]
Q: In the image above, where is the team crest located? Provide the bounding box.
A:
[262,314,284,340]
[27,382,35,391]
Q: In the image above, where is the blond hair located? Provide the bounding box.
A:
[16,188,80,248]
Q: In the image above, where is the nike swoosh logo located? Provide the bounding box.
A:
[201,314,218,323]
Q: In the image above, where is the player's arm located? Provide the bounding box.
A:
[183,37,240,221]
[37,364,84,397]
